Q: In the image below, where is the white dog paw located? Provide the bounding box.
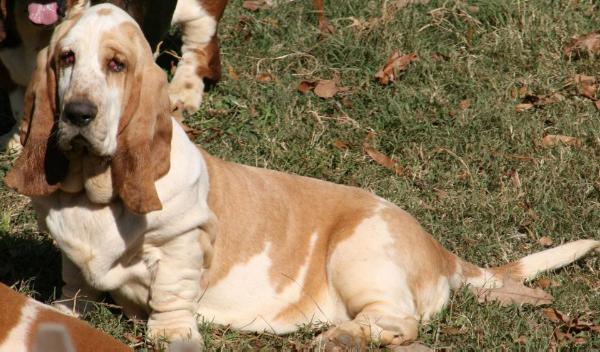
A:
[169,77,204,116]
[0,127,21,152]
[147,318,202,346]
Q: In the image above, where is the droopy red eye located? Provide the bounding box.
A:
[108,58,125,73]
[60,50,75,66]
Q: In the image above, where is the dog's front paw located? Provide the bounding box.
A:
[313,322,367,352]
[168,74,204,116]
[0,127,22,152]
[147,317,203,351]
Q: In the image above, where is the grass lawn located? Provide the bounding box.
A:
[1,0,599,350]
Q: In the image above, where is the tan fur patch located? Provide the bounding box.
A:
[0,284,27,344]
[201,151,379,322]
[380,207,456,313]
[97,7,113,16]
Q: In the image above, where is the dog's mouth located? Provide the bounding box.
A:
[61,134,92,155]
[27,1,60,26]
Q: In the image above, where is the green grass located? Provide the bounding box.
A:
[1,0,599,350]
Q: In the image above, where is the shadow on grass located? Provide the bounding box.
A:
[0,229,62,302]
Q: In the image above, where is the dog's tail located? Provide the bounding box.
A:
[453,239,600,289]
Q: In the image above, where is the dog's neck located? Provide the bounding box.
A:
[59,154,116,204]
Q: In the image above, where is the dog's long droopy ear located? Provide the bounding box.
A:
[4,48,69,196]
[111,54,172,215]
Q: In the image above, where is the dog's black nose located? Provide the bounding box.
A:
[64,100,97,127]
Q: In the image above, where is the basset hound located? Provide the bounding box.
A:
[0,0,227,150]
[4,4,599,350]
[0,283,131,352]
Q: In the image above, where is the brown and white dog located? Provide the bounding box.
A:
[0,282,131,352]
[0,0,227,150]
[4,4,599,350]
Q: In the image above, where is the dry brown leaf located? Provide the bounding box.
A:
[511,85,529,99]
[515,103,534,112]
[516,93,564,112]
[564,31,600,57]
[123,332,142,344]
[538,236,553,247]
[298,80,316,94]
[375,51,417,85]
[256,72,274,82]
[536,278,560,289]
[314,79,339,99]
[333,140,349,150]
[471,278,553,306]
[458,99,471,110]
[363,133,403,175]
[514,336,528,345]
[542,135,582,148]
[242,0,271,11]
[543,308,569,323]
[573,74,597,99]
[227,65,239,81]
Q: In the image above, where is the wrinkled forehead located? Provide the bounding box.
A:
[55,4,141,49]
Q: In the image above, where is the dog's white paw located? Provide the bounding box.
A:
[168,77,204,116]
[147,317,203,350]
[0,127,22,152]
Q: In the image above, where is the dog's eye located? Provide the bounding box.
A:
[108,58,125,73]
[60,50,75,66]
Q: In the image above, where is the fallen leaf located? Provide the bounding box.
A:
[514,336,528,344]
[471,277,553,306]
[256,72,274,82]
[515,103,534,112]
[595,100,600,110]
[333,140,349,150]
[242,0,271,11]
[441,326,467,335]
[363,133,404,175]
[543,308,569,324]
[511,85,529,99]
[538,236,553,247]
[542,135,581,148]
[298,80,316,94]
[375,50,417,85]
[516,93,564,112]
[573,74,597,99]
[458,99,471,110]
[314,79,339,99]
[536,278,560,290]
[227,65,239,81]
[564,31,600,57]
[123,332,142,344]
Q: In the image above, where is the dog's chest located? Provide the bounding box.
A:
[36,194,146,282]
